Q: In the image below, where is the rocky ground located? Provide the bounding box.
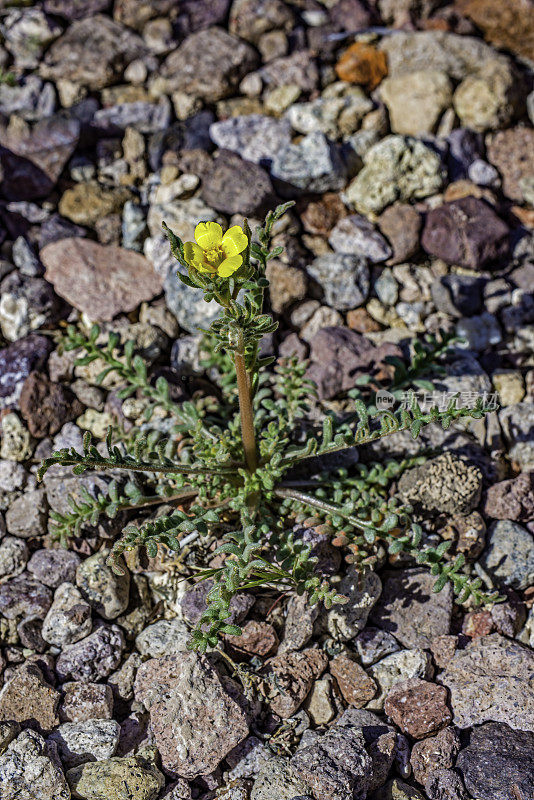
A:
[0,0,533,799]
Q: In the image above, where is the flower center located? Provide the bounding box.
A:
[204,246,224,267]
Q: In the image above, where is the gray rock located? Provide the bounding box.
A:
[1,8,61,69]
[5,488,48,539]
[0,75,55,122]
[0,575,52,620]
[76,550,130,620]
[0,729,70,800]
[0,334,52,411]
[135,617,190,657]
[329,215,392,263]
[290,724,371,800]
[251,757,310,800]
[93,99,171,134]
[41,582,93,648]
[209,114,292,169]
[456,722,534,800]
[425,768,468,800]
[368,648,433,711]
[56,624,125,683]
[226,736,273,782]
[0,537,28,579]
[479,520,534,590]
[499,403,534,471]
[369,568,453,650]
[375,268,399,306]
[48,719,121,768]
[354,627,400,667]
[456,311,502,351]
[431,274,483,318]
[307,253,370,310]
[201,150,274,216]
[327,567,382,641]
[271,132,348,195]
[440,633,534,732]
[344,135,444,216]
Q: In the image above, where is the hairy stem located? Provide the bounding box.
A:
[235,348,258,473]
[273,487,376,531]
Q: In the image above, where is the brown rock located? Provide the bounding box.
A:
[457,0,534,61]
[335,42,388,90]
[41,238,162,322]
[0,665,60,734]
[486,127,534,203]
[346,307,382,333]
[135,653,250,778]
[439,511,486,560]
[261,648,328,718]
[301,193,348,236]
[410,726,461,785]
[483,472,534,523]
[378,203,422,265]
[330,653,377,707]
[430,635,459,670]
[224,620,279,659]
[201,150,274,216]
[265,260,307,313]
[59,682,114,723]
[462,610,495,638]
[385,678,452,739]
[20,372,83,438]
[58,181,131,227]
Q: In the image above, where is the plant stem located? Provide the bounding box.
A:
[273,487,374,531]
[234,343,258,473]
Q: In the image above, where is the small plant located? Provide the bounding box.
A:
[39,203,499,651]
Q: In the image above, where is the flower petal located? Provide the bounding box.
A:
[221,225,248,257]
[195,221,222,250]
[217,254,243,277]
[183,241,204,267]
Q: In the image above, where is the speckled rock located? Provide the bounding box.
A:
[76,550,130,620]
[271,132,348,195]
[479,520,534,590]
[0,729,70,800]
[134,653,250,778]
[135,617,190,658]
[59,682,114,723]
[306,253,370,311]
[344,135,444,216]
[0,536,28,579]
[329,214,392,263]
[410,727,461,786]
[0,575,52,619]
[397,453,482,515]
[48,719,120,769]
[456,722,534,800]
[486,126,534,203]
[66,747,165,800]
[368,649,433,711]
[209,114,292,168]
[354,627,400,667]
[384,678,452,739]
[251,757,310,800]
[260,648,328,718]
[439,633,534,732]
[483,472,534,522]
[5,488,48,539]
[56,624,125,683]
[327,567,382,640]
[369,568,452,650]
[42,582,93,647]
[27,548,81,589]
[330,653,377,707]
[0,665,60,734]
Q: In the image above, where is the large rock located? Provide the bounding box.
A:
[161,27,259,102]
[40,15,147,89]
[48,719,121,768]
[67,748,165,800]
[134,653,250,778]
[483,471,534,522]
[0,729,70,800]
[397,453,482,515]
[456,0,534,62]
[384,678,452,739]
[486,126,534,204]
[344,135,444,216]
[479,520,534,590]
[439,633,534,732]
[380,70,452,136]
[369,568,453,650]
[41,238,162,322]
[0,115,80,201]
[0,665,60,734]
[56,625,125,683]
[453,59,522,132]
[421,196,509,269]
[209,114,292,168]
[456,722,534,800]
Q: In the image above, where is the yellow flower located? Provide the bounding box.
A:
[183,222,248,278]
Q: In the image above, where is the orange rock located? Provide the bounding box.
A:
[335,42,388,90]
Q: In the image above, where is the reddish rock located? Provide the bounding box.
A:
[462,610,495,638]
[430,635,459,669]
[20,371,83,438]
[261,648,328,718]
[346,307,382,333]
[486,127,534,203]
[421,197,509,270]
[135,653,250,778]
[41,238,163,322]
[335,42,388,90]
[378,203,422,266]
[483,471,534,523]
[411,727,461,785]
[224,620,279,659]
[330,653,377,707]
[59,682,114,722]
[301,193,348,236]
[0,665,60,734]
[456,0,534,61]
[385,678,452,739]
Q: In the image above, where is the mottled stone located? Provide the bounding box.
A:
[410,727,461,786]
[260,649,328,718]
[397,453,482,515]
[330,653,377,707]
[66,748,165,800]
[271,132,348,196]
[251,757,310,800]
[201,151,274,216]
[27,548,81,589]
[368,649,433,711]
[479,520,534,590]
[56,625,125,683]
[327,567,382,641]
[48,719,120,769]
[59,682,114,723]
[135,653,250,778]
[307,253,370,311]
[0,729,70,800]
[224,620,279,659]
[0,537,28,579]
[0,665,60,734]
[0,334,52,411]
[135,617,190,658]
[486,126,534,204]
[0,575,52,620]
[329,214,392,263]
[385,679,452,739]
[42,582,92,648]
[456,722,534,800]
[440,633,534,732]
